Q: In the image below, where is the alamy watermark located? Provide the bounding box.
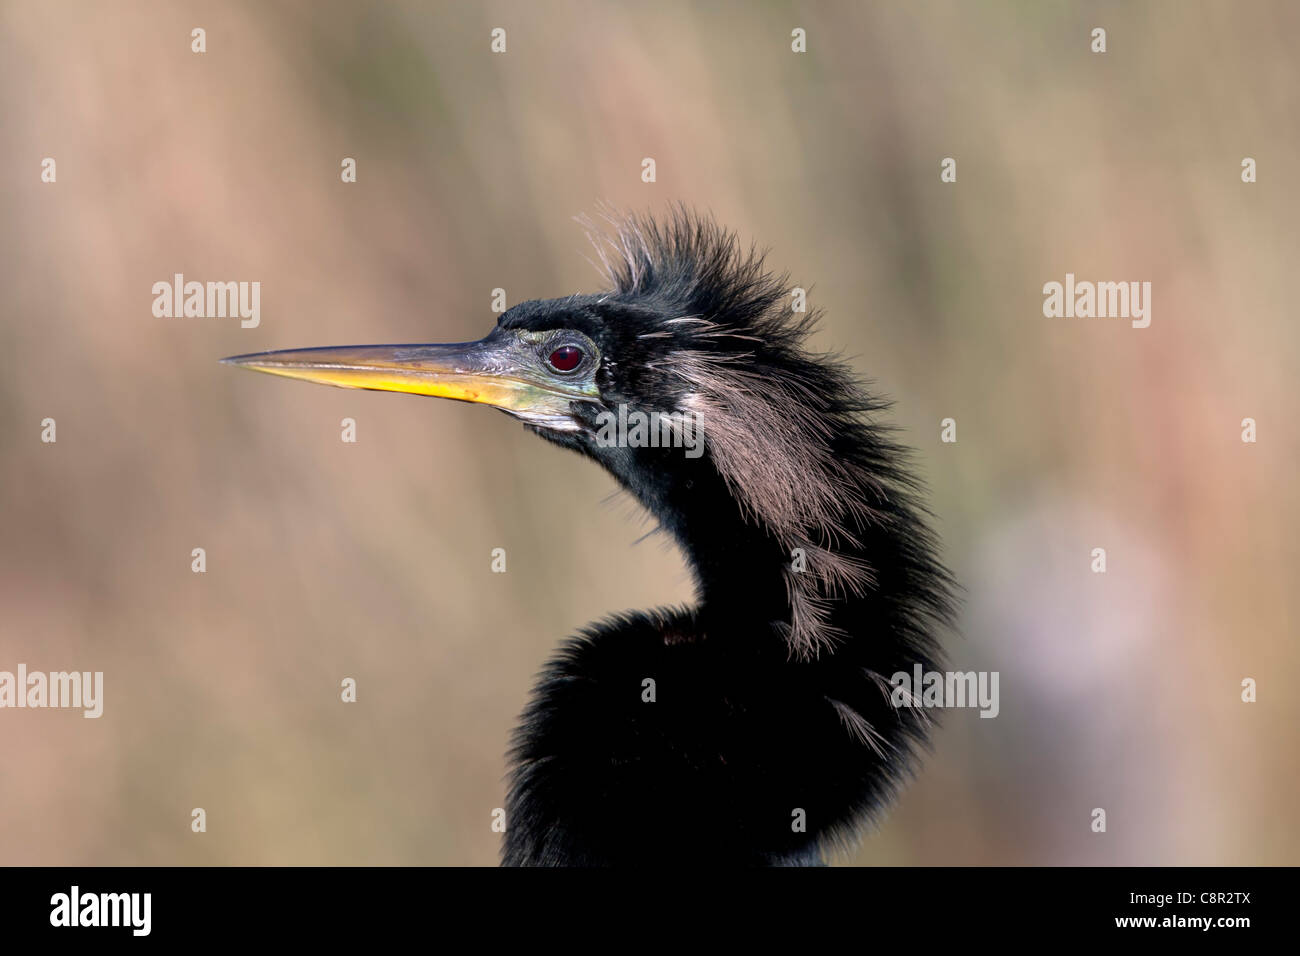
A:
[50,886,150,936]
[890,665,999,718]
[152,273,260,328]
[0,664,103,717]
[595,404,703,459]
[1043,273,1151,328]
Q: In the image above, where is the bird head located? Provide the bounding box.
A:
[222,209,829,481]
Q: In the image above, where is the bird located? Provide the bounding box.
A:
[222,207,955,866]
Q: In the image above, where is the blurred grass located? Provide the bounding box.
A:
[0,0,1296,864]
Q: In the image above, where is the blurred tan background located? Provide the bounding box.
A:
[1,1,1296,865]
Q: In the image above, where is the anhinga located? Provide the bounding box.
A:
[224,208,955,866]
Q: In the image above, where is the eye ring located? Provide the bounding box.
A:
[547,345,585,373]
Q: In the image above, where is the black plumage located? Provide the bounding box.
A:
[225,207,956,866]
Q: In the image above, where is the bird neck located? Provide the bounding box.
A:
[596,444,842,648]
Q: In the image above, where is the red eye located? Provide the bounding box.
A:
[548,345,584,372]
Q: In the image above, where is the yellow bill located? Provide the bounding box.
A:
[222,337,599,430]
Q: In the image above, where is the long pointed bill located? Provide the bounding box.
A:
[221,338,598,427]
